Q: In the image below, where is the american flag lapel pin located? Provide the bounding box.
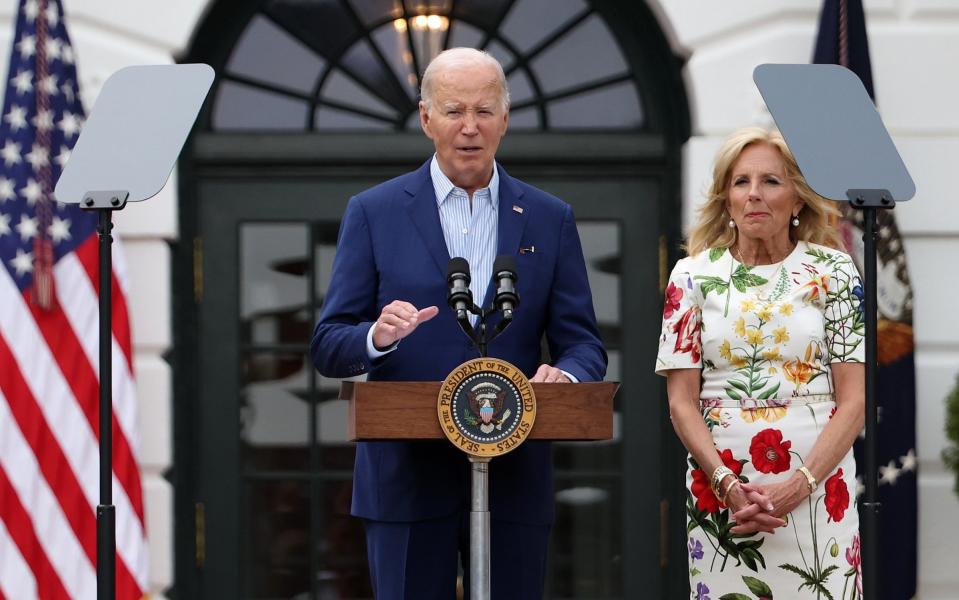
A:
[512,205,523,214]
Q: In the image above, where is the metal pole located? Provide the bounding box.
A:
[862,206,880,600]
[96,209,116,600]
[469,457,491,600]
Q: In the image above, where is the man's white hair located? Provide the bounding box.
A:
[420,47,510,113]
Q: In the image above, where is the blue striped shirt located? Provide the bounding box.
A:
[430,155,499,324]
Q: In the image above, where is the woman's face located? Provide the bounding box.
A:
[726,142,803,243]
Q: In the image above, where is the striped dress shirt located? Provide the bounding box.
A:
[430,155,499,324]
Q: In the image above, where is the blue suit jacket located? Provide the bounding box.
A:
[311,160,606,525]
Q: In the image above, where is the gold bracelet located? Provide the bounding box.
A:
[710,465,735,496]
[719,476,740,504]
[797,465,818,493]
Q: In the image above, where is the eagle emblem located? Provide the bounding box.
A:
[467,382,511,434]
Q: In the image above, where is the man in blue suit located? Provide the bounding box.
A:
[311,48,606,599]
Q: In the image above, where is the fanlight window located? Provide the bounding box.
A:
[212,0,643,131]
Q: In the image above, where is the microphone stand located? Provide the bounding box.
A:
[450,293,515,600]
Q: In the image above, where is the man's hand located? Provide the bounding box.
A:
[530,364,571,383]
[372,301,439,349]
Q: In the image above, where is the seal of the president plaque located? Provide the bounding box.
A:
[437,358,536,458]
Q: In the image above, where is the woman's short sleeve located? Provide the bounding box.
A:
[655,259,703,375]
[824,256,865,363]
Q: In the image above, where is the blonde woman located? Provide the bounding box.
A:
[657,128,865,599]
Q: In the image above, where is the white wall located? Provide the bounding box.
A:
[2,0,956,597]
[653,0,959,597]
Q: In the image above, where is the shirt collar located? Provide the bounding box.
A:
[429,154,499,210]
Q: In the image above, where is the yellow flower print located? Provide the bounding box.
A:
[730,355,748,369]
[779,303,794,316]
[762,347,781,361]
[745,328,763,345]
[719,340,732,360]
[783,358,814,386]
[773,327,789,344]
[768,367,778,374]
[741,406,787,423]
[735,317,746,337]
[756,305,774,321]
[740,299,757,313]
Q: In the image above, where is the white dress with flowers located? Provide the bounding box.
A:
[656,242,865,600]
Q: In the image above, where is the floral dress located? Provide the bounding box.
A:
[656,242,865,600]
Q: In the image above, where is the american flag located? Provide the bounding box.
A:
[0,1,148,598]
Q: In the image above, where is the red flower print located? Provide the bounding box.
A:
[672,306,702,363]
[663,282,683,319]
[824,468,850,522]
[690,448,743,513]
[749,428,792,474]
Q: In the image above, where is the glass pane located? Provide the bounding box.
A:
[507,69,534,104]
[550,477,623,599]
[530,14,629,95]
[485,39,515,72]
[370,23,420,98]
[579,221,621,338]
[241,352,311,472]
[500,0,588,53]
[351,0,403,26]
[226,14,326,95]
[446,19,484,49]
[212,81,309,131]
[316,106,393,130]
[322,68,399,120]
[341,38,414,111]
[507,105,539,130]
[315,481,372,598]
[244,480,311,599]
[240,223,310,344]
[265,0,358,59]
[548,81,643,129]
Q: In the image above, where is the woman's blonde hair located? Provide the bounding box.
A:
[686,127,843,256]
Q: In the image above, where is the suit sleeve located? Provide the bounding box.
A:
[310,196,380,378]
[546,204,608,382]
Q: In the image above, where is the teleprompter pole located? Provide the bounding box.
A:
[96,207,115,600]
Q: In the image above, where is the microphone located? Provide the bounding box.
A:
[447,257,473,321]
[492,255,520,320]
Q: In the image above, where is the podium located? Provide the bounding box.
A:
[343,381,618,441]
[342,379,618,598]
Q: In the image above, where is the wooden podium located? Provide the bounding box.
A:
[342,380,618,442]
[342,379,618,599]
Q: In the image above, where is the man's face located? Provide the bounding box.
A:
[419,63,509,195]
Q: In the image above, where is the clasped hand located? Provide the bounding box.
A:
[726,476,807,535]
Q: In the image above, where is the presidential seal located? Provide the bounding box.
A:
[437,358,536,458]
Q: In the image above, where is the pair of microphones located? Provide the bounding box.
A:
[446,256,520,322]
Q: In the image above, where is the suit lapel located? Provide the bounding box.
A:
[403,161,450,279]
[479,165,528,309]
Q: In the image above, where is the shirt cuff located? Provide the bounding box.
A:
[560,370,578,383]
[366,322,398,358]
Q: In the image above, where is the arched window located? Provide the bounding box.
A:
[212,0,643,131]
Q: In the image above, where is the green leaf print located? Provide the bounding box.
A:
[743,575,773,597]
[696,262,769,317]
[709,247,726,262]
[719,594,753,600]
[757,382,782,400]
[731,264,769,293]
[697,275,729,297]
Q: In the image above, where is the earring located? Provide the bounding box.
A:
[728,219,736,228]
[791,215,800,227]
